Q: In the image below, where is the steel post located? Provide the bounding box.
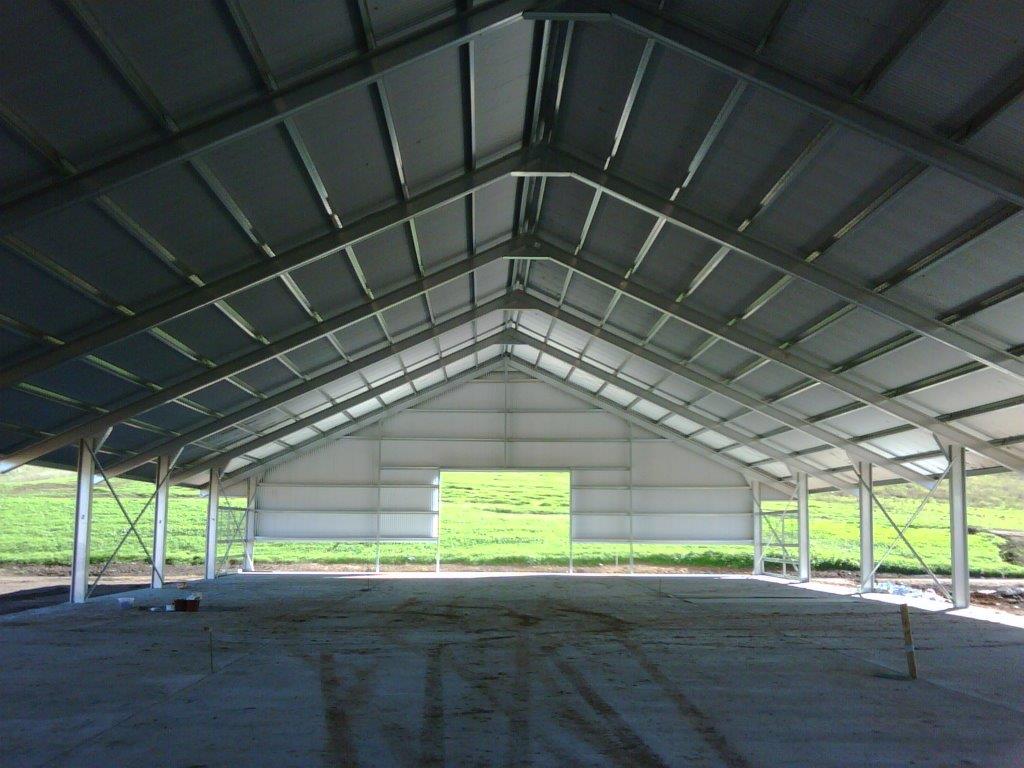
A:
[857,462,875,592]
[797,471,810,582]
[751,481,763,575]
[204,469,220,580]
[948,444,969,608]
[243,476,256,572]
[151,454,171,589]
[70,438,97,603]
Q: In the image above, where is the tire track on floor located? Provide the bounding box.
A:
[316,651,361,768]
[618,636,752,768]
[553,655,670,768]
[418,644,446,766]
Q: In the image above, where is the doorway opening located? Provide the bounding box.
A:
[438,471,570,570]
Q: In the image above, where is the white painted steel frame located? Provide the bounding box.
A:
[150,455,171,588]
[70,437,97,604]
[204,469,220,580]
[797,471,810,582]
[751,481,763,576]
[856,462,874,593]
[948,444,969,608]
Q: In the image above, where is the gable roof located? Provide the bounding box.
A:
[1,0,1022,490]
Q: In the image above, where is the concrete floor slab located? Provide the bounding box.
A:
[1,574,1022,767]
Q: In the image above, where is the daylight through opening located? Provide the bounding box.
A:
[438,471,570,571]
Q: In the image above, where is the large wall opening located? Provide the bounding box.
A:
[438,470,570,570]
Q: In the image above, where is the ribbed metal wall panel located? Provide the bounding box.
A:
[251,373,752,544]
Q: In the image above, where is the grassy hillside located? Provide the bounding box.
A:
[1,466,1022,576]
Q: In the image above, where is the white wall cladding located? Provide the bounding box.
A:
[571,437,754,545]
[251,371,753,544]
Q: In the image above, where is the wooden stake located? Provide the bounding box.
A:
[899,604,917,679]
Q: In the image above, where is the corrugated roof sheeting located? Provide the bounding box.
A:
[383,47,465,192]
[653,0,783,47]
[290,88,398,222]
[105,164,259,281]
[862,1,1024,134]
[474,20,534,163]
[743,128,910,254]
[763,0,936,93]
[203,125,331,250]
[962,294,1024,352]
[678,88,826,223]
[0,1,1021,488]
[0,124,54,199]
[614,46,735,196]
[238,0,360,84]
[15,207,185,308]
[578,195,656,274]
[0,1,158,165]
[90,2,264,121]
[555,22,649,165]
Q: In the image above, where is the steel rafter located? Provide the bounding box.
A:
[0,0,535,234]
[512,293,934,485]
[512,252,1024,473]
[0,249,527,472]
[526,1,1024,207]
[662,0,953,366]
[63,0,329,407]
[517,151,1024,384]
[171,332,510,482]
[509,329,855,490]
[0,151,529,388]
[103,300,514,478]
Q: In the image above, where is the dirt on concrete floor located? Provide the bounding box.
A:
[4,574,1024,767]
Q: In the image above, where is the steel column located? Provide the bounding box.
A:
[70,437,97,603]
[751,480,763,576]
[948,444,969,608]
[243,477,256,572]
[858,462,874,592]
[797,471,810,582]
[204,469,220,580]
[151,455,171,589]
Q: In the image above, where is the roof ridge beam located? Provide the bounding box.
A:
[0,154,529,388]
[516,150,1024,384]
[526,1,1024,207]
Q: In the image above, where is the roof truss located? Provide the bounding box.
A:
[526,1,1024,207]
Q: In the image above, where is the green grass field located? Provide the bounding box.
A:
[1,467,1022,576]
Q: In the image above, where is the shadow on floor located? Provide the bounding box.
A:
[0,583,146,615]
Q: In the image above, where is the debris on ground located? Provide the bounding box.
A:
[978,586,1024,602]
[874,581,942,601]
